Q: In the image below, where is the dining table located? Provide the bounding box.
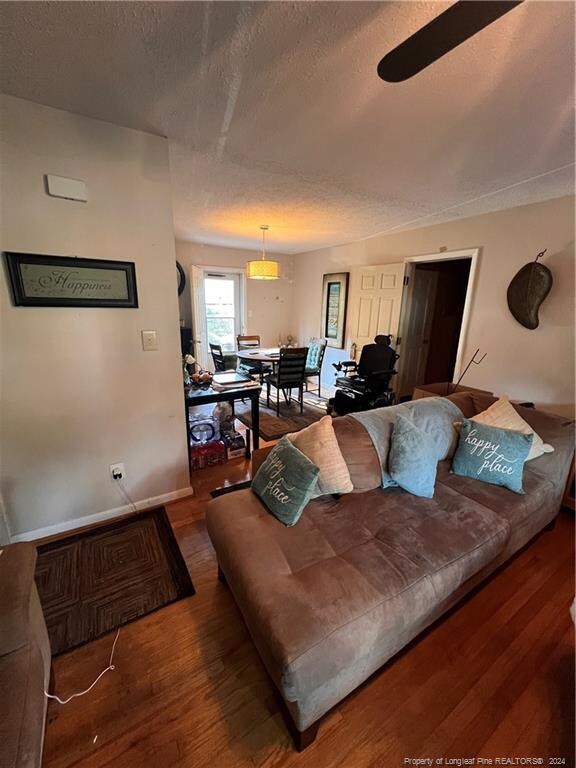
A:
[235,347,281,365]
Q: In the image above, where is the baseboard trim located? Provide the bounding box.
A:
[11,486,194,543]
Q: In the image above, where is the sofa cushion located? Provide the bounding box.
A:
[469,392,498,414]
[510,406,574,496]
[437,459,557,558]
[287,416,353,497]
[331,415,381,492]
[0,543,38,656]
[444,391,477,418]
[437,460,554,530]
[206,484,509,703]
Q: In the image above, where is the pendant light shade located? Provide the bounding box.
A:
[246,225,280,280]
[246,259,280,280]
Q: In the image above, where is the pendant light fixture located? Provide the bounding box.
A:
[246,225,280,280]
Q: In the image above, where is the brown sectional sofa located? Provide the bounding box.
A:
[206,393,574,749]
[0,543,51,768]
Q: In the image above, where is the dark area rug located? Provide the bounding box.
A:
[35,507,194,656]
[235,394,328,440]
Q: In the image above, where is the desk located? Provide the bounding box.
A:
[184,383,261,474]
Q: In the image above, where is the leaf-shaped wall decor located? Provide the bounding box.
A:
[507,250,553,330]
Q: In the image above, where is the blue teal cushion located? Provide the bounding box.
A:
[388,415,438,498]
[251,437,320,526]
[452,419,533,494]
[305,343,323,370]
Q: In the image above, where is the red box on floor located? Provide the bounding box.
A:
[190,440,226,470]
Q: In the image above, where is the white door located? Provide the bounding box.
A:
[203,271,242,352]
[396,267,439,397]
[347,263,405,360]
[190,265,207,369]
[190,268,244,371]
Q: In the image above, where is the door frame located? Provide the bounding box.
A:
[398,248,480,383]
[190,265,248,367]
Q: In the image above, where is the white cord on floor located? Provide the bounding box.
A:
[44,628,120,705]
[116,479,137,514]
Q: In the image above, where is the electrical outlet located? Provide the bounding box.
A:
[110,463,126,481]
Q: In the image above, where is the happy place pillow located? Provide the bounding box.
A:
[251,437,320,526]
[452,419,533,494]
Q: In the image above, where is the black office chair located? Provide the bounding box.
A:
[328,335,399,416]
[264,347,308,417]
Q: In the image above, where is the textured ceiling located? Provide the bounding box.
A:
[1,1,574,253]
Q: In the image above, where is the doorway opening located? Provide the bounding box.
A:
[397,255,474,399]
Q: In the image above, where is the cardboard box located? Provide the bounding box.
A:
[412,382,493,400]
[191,440,226,470]
[224,431,246,460]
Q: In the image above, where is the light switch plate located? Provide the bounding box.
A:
[141,330,158,351]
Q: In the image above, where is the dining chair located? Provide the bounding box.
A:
[236,334,272,382]
[304,338,327,398]
[237,334,261,350]
[209,343,228,372]
[209,343,238,373]
[264,347,308,417]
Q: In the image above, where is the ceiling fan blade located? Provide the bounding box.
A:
[378,1,524,82]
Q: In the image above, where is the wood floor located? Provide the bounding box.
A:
[43,458,575,768]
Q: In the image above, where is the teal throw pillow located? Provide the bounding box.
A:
[252,437,320,526]
[452,419,533,494]
[388,415,438,498]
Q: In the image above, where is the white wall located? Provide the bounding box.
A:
[0,95,190,539]
[175,241,294,347]
[293,196,575,417]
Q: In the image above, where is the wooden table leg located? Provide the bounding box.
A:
[251,391,260,450]
[185,398,191,480]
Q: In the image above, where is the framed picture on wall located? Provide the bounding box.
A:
[321,272,349,349]
[3,252,138,308]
